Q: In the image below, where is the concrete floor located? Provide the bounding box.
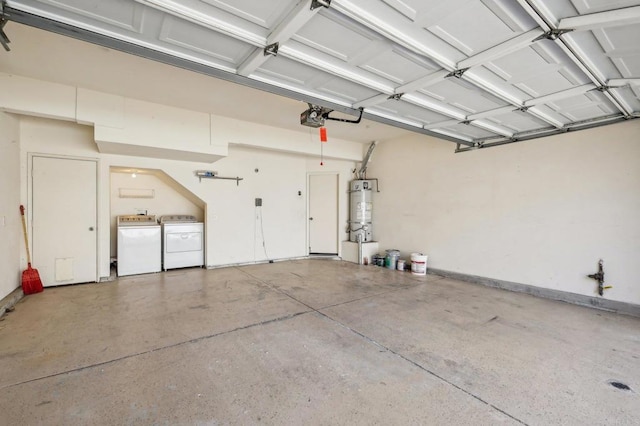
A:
[0,260,638,425]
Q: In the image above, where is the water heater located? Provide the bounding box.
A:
[349,179,374,242]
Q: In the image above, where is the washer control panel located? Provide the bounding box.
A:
[117,215,157,225]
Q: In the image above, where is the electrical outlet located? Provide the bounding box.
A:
[255,198,262,207]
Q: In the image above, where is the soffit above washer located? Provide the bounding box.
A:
[2,0,639,150]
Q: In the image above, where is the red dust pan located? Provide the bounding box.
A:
[19,205,43,294]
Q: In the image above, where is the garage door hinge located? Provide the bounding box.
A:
[446,68,469,79]
[264,42,279,57]
[387,93,404,101]
[533,29,573,42]
[0,1,10,52]
[310,0,331,11]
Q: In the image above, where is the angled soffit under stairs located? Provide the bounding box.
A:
[1,0,639,150]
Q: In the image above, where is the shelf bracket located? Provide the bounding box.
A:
[198,175,244,186]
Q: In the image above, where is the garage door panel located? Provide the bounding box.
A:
[487,42,591,98]
[440,123,498,139]
[560,104,619,121]
[529,104,571,126]
[486,111,551,133]
[256,56,317,87]
[201,0,294,30]
[159,16,255,66]
[564,31,623,79]
[293,12,379,62]
[360,47,439,85]
[570,0,640,15]
[423,78,509,113]
[386,0,470,25]
[598,24,640,76]
[141,0,270,41]
[316,79,380,103]
[425,2,528,56]
[33,0,144,32]
[547,91,619,121]
[611,86,640,111]
[257,55,385,102]
[467,66,537,105]
[373,99,454,124]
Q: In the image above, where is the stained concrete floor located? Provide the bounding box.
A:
[0,260,638,425]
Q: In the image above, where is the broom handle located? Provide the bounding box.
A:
[19,205,32,266]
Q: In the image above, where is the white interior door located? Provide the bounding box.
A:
[309,173,338,254]
[32,156,97,286]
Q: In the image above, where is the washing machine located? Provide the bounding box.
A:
[117,215,161,276]
[159,215,204,271]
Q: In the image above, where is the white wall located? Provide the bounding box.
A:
[0,71,364,287]
[0,112,21,300]
[0,72,363,163]
[17,116,355,279]
[110,172,204,257]
[204,146,308,264]
[369,120,640,305]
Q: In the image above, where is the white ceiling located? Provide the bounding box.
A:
[1,0,639,149]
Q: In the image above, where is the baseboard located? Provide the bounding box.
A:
[206,255,313,269]
[0,286,24,319]
[427,268,640,318]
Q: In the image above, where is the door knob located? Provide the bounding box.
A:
[309,217,313,221]
[89,227,94,231]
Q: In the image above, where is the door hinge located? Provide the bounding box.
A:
[310,0,331,11]
[263,42,279,57]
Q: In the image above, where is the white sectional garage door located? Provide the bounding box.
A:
[3,0,639,149]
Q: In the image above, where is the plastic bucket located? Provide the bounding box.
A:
[396,259,405,271]
[411,253,427,275]
[385,249,400,270]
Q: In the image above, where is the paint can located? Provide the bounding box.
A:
[385,249,400,270]
[396,259,405,271]
[411,253,427,275]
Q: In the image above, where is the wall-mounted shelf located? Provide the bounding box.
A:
[195,170,243,186]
